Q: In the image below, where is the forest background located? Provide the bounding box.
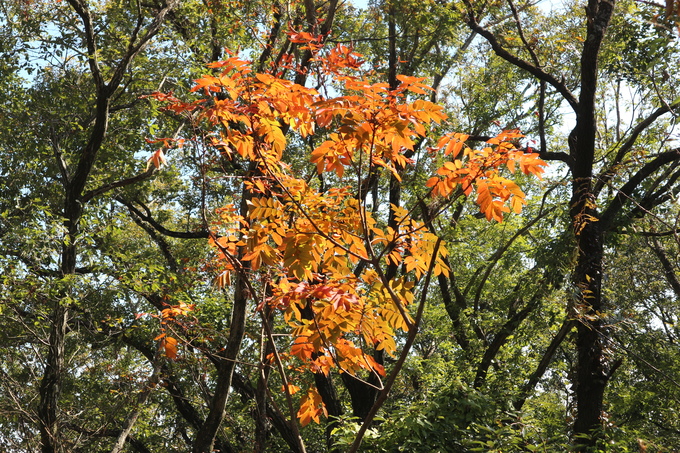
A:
[1,0,680,452]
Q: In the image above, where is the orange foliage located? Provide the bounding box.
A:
[152,44,546,425]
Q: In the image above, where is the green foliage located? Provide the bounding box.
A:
[2,0,680,451]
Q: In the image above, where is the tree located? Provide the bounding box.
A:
[460,0,680,449]
[150,29,547,447]
[0,0,244,450]
[3,0,680,451]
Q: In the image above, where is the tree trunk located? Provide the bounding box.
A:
[38,191,82,452]
[38,302,69,453]
[35,0,177,447]
[191,282,247,453]
[570,212,607,450]
[568,2,615,447]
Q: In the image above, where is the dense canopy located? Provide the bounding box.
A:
[1,0,680,452]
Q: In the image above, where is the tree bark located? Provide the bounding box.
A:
[570,216,607,450]
[38,301,69,453]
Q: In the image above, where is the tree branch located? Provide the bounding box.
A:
[462,0,579,112]
[473,290,541,389]
[513,318,575,411]
[107,0,182,95]
[472,190,553,311]
[82,168,155,203]
[64,423,152,453]
[114,196,209,239]
[348,239,442,453]
[66,0,103,89]
[647,236,680,299]
[601,148,680,229]
[594,101,680,196]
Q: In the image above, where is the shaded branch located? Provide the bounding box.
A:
[256,1,283,73]
[64,424,152,453]
[82,168,155,203]
[595,101,680,196]
[110,350,162,453]
[107,0,182,95]
[473,290,541,389]
[68,0,180,202]
[462,0,579,112]
[626,228,680,237]
[601,148,680,229]
[471,189,553,311]
[123,199,180,273]
[513,318,575,411]
[66,0,103,88]
[647,237,680,299]
[628,165,680,219]
[119,334,232,452]
[114,196,209,239]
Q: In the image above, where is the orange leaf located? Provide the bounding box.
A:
[162,336,178,360]
[297,388,327,426]
[146,149,167,170]
[281,384,301,395]
[214,271,231,288]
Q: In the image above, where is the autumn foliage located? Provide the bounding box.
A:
[150,38,546,426]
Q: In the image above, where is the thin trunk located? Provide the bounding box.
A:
[191,278,247,453]
[254,309,274,453]
[387,2,398,91]
[192,164,255,453]
[338,3,401,423]
[110,355,161,453]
